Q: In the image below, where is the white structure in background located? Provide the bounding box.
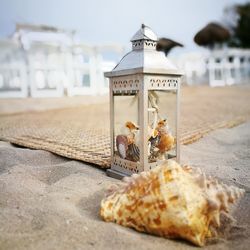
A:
[0,23,124,98]
[208,48,250,87]
[173,51,208,85]
[175,48,250,86]
[67,44,123,96]
[0,39,28,98]
[27,42,67,97]
[67,44,96,96]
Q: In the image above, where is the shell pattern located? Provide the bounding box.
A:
[116,135,140,162]
[126,143,140,162]
[156,133,175,153]
[100,160,245,246]
[116,135,128,159]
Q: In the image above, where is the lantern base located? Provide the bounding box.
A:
[106,168,129,180]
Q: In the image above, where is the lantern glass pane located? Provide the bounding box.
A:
[114,91,140,163]
[148,90,177,163]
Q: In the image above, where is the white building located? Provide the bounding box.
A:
[0,23,124,98]
[172,51,209,85]
[208,48,250,87]
[174,48,250,86]
[0,39,28,98]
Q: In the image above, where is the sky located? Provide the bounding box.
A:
[0,0,248,55]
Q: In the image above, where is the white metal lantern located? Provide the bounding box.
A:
[105,24,183,179]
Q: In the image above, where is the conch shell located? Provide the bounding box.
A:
[100,160,244,246]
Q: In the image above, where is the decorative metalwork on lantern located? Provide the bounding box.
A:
[105,24,183,179]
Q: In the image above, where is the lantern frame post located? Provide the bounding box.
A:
[139,77,149,171]
[176,81,181,162]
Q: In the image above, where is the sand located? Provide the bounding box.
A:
[0,122,249,250]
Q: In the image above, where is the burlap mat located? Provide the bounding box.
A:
[0,86,250,168]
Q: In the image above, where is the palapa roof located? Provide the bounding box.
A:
[194,22,230,47]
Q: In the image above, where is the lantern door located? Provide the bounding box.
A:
[110,75,143,175]
[144,75,180,170]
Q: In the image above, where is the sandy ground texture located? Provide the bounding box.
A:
[0,122,249,250]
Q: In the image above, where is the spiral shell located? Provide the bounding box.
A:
[100,160,245,246]
[126,143,140,162]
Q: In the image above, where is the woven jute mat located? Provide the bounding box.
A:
[0,86,250,168]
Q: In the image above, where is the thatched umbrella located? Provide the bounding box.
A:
[156,38,183,56]
[194,22,230,48]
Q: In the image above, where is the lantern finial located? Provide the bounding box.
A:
[130,24,158,43]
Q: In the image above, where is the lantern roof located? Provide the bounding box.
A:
[105,24,183,77]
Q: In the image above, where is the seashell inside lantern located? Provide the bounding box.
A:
[155,119,175,153]
[116,119,175,163]
[116,121,140,162]
[116,135,128,159]
[126,143,140,162]
[100,160,245,246]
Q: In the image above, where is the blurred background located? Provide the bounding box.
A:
[0,0,249,102]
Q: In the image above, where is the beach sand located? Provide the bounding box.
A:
[0,122,249,250]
